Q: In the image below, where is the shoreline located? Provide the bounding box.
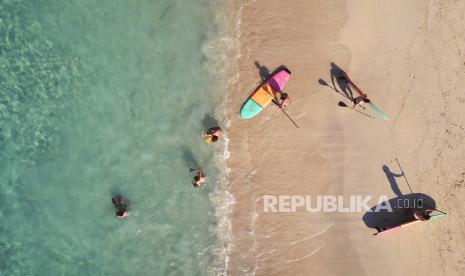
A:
[206,1,242,275]
[225,0,465,275]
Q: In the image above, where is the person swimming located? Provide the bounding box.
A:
[112,195,128,218]
[190,168,206,188]
[203,127,222,143]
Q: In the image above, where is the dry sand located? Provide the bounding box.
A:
[225,0,465,275]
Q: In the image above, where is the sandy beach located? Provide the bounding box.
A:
[226,0,465,275]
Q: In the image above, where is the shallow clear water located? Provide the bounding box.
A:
[0,0,225,275]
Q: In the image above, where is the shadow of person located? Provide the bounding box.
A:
[254,61,291,83]
[255,61,271,82]
[181,147,200,169]
[362,193,436,229]
[362,164,438,231]
[383,165,404,197]
[330,62,354,100]
[201,113,219,130]
[243,62,292,115]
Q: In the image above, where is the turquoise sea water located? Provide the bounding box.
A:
[0,0,228,275]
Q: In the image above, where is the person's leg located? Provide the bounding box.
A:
[376,227,386,232]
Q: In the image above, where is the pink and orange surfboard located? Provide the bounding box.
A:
[240,68,291,119]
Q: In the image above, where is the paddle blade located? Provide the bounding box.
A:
[429,213,447,220]
[318,79,328,86]
[369,102,389,120]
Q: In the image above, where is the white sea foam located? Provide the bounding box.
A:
[202,0,243,275]
[285,244,325,264]
[288,223,333,246]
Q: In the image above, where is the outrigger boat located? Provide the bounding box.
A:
[374,212,447,236]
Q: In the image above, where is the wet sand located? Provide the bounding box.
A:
[226,0,465,275]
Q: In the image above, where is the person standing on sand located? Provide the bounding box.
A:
[339,70,372,110]
[275,91,291,109]
[374,208,433,235]
[412,208,433,221]
[352,94,371,109]
[190,168,206,188]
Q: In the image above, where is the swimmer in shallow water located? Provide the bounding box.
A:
[203,126,222,143]
[190,168,206,188]
[112,195,128,218]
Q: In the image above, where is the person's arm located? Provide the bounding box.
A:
[273,91,282,106]
[352,96,362,109]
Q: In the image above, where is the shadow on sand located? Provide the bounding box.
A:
[318,62,376,119]
[318,62,355,101]
[254,61,290,83]
[363,193,436,229]
[362,164,437,229]
[383,164,405,197]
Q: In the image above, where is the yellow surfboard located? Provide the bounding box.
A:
[250,83,276,107]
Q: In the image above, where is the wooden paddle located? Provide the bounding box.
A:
[342,71,390,120]
[395,158,414,194]
[272,92,299,128]
[281,107,299,128]
[338,101,374,119]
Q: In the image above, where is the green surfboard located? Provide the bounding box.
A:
[369,102,389,121]
[429,213,447,220]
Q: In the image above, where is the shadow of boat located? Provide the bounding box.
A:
[362,193,436,229]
